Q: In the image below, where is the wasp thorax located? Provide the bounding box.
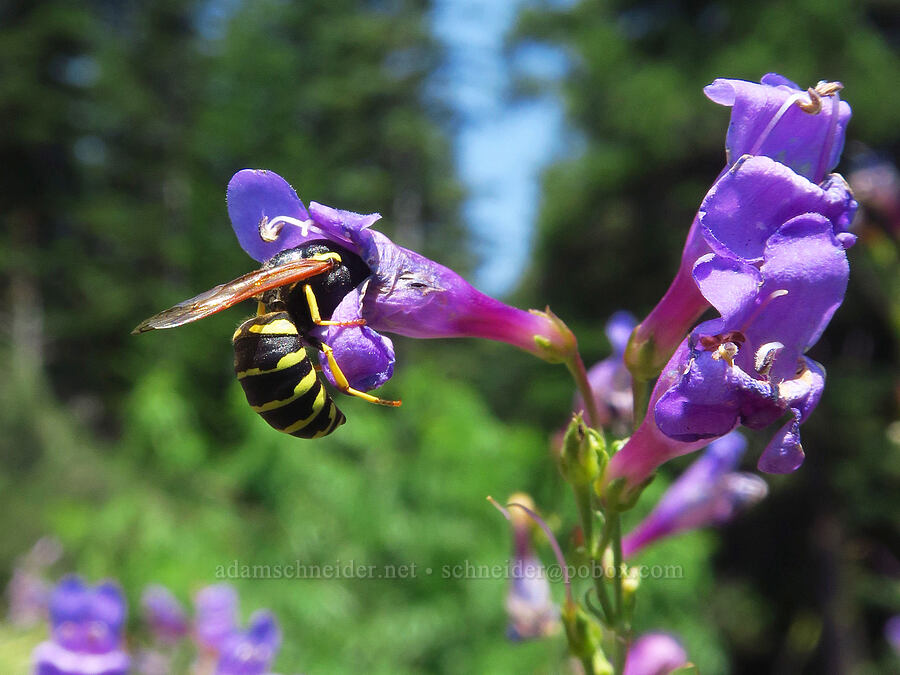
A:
[262,239,371,331]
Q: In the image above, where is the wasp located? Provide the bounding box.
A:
[133,240,400,439]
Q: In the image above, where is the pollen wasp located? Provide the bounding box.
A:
[133,240,400,439]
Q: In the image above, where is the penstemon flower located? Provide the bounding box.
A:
[214,610,282,675]
[622,433,766,557]
[141,585,189,645]
[193,584,239,654]
[502,493,560,641]
[227,170,576,391]
[626,75,851,381]
[31,576,130,675]
[608,211,850,489]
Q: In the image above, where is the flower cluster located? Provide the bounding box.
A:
[29,576,286,675]
[609,74,855,491]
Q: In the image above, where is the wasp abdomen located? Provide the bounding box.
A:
[232,312,345,439]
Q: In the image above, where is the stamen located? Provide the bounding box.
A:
[257,214,320,242]
[749,93,805,155]
[747,81,843,171]
[815,80,843,97]
[754,341,784,379]
[796,87,822,114]
[740,289,789,333]
[813,91,841,184]
[711,342,739,367]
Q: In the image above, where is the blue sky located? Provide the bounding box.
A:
[431,0,570,296]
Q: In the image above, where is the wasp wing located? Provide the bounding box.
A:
[132,258,335,334]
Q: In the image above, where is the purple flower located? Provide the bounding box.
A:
[141,585,188,644]
[705,74,850,184]
[194,584,239,653]
[214,611,281,675]
[699,155,856,261]
[886,615,900,653]
[576,311,636,433]
[32,576,129,675]
[623,633,688,675]
[627,75,850,380]
[609,209,850,489]
[227,170,576,391]
[622,433,767,556]
[502,493,560,641]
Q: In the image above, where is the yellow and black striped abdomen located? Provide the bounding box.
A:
[232,312,345,439]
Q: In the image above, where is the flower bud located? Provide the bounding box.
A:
[559,415,607,487]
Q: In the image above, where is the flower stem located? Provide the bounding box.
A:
[567,350,601,430]
[573,483,595,555]
[631,377,651,430]
[610,511,628,674]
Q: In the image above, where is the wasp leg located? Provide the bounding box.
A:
[303,283,366,327]
[256,301,267,316]
[319,343,401,407]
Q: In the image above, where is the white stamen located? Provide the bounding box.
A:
[267,215,314,236]
[258,214,323,242]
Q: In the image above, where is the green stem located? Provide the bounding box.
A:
[573,483,595,555]
[610,512,628,674]
[567,349,601,430]
[631,376,651,430]
[581,655,597,675]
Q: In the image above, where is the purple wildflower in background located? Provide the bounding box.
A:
[194,584,239,654]
[141,585,188,645]
[7,537,62,628]
[214,610,282,675]
[609,212,850,488]
[627,75,850,378]
[227,170,575,391]
[886,615,900,654]
[623,633,688,675]
[502,493,560,641]
[575,311,636,434]
[31,576,129,675]
[622,433,767,556]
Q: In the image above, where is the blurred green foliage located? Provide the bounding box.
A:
[0,0,899,673]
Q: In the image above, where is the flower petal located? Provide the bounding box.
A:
[699,155,854,263]
[757,411,805,473]
[227,169,312,263]
[624,633,688,675]
[352,230,572,358]
[692,253,761,326]
[318,285,395,391]
[607,311,637,355]
[746,214,849,381]
[704,75,851,181]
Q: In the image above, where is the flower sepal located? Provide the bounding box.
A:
[600,474,656,513]
[625,325,671,384]
[671,665,701,675]
[531,307,578,364]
